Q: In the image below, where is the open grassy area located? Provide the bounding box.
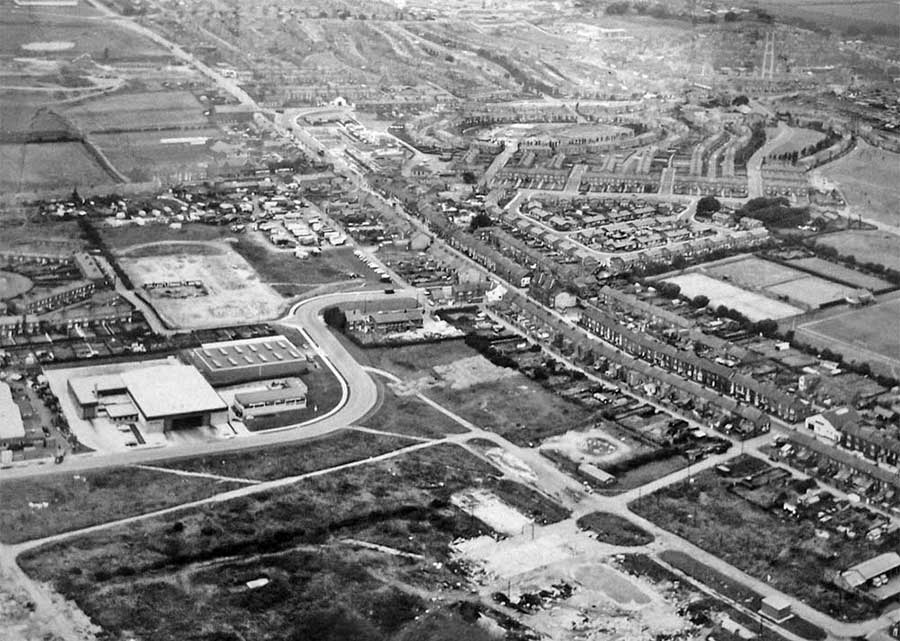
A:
[576,512,654,546]
[0,143,114,193]
[159,429,416,481]
[0,467,241,544]
[359,339,478,377]
[821,140,900,228]
[632,468,894,621]
[100,222,236,249]
[232,236,378,288]
[362,380,470,439]
[815,230,900,271]
[19,444,559,641]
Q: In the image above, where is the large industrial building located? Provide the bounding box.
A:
[187,335,309,386]
[232,378,308,420]
[0,382,26,448]
[67,363,228,433]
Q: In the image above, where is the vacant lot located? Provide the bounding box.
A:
[577,512,653,546]
[0,467,240,544]
[19,444,562,641]
[99,221,234,249]
[118,240,284,328]
[665,273,803,320]
[633,467,894,620]
[94,130,219,182]
[359,339,477,377]
[821,140,900,227]
[233,237,380,289]
[788,257,892,291]
[797,298,900,368]
[362,381,470,439]
[0,143,113,192]
[816,230,900,271]
[160,429,415,481]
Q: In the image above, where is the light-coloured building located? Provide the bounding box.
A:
[188,335,309,386]
[0,382,26,447]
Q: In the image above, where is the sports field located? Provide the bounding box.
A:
[764,276,848,308]
[821,140,900,227]
[64,91,211,133]
[766,127,825,157]
[665,273,803,321]
[788,257,892,291]
[706,256,802,289]
[797,298,900,374]
[93,130,219,182]
[118,241,284,329]
[816,231,900,271]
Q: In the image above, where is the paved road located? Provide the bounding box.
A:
[747,121,789,199]
[0,290,394,481]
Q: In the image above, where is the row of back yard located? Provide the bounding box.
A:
[19,444,567,641]
[632,456,898,621]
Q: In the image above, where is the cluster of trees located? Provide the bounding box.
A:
[696,195,722,217]
[738,197,809,228]
[322,306,347,331]
[808,241,900,285]
[734,123,767,168]
[769,130,843,165]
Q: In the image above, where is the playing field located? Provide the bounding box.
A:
[821,140,900,227]
[816,231,900,271]
[665,273,803,321]
[797,298,900,375]
[118,241,285,329]
[0,271,32,300]
[0,143,114,192]
[764,276,849,308]
[706,256,803,289]
[788,257,892,291]
[93,130,220,182]
[64,91,211,133]
[766,127,825,157]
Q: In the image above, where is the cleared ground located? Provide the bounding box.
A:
[816,230,900,271]
[0,143,114,192]
[665,273,803,320]
[117,241,284,328]
[797,297,900,367]
[63,91,211,133]
[821,140,900,227]
[788,257,892,291]
[18,444,565,641]
[0,467,241,544]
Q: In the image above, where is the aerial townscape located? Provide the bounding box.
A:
[1,0,900,639]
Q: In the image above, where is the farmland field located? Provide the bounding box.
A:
[788,257,892,291]
[797,298,900,372]
[64,91,210,133]
[820,140,900,227]
[816,230,900,271]
[0,142,114,192]
[665,273,803,320]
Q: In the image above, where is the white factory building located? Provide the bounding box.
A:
[67,363,228,433]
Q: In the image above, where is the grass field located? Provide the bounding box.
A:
[665,272,803,320]
[788,257,892,291]
[362,380,470,439]
[763,276,848,308]
[0,467,240,544]
[18,444,562,641]
[816,230,900,271]
[64,91,210,133]
[576,512,654,546]
[633,467,894,621]
[99,221,235,248]
[766,127,825,158]
[94,130,219,182]
[0,270,33,299]
[706,256,803,289]
[0,143,114,192]
[159,429,415,481]
[798,298,900,365]
[821,140,900,227]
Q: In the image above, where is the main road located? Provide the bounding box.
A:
[0,290,407,480]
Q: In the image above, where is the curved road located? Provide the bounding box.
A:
[0,289,399,481]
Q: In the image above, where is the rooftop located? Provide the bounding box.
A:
[121,364,226,419]
[194,335,307,372]
[841,552,900,588]
[0,382,25,441]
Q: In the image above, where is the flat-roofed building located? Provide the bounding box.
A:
[0,382,26,447]
[68,363,227,433]
[188,335,309,386]
[232,378,308,420]
[837,552,900,604]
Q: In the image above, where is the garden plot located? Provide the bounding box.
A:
[450,489,532,536]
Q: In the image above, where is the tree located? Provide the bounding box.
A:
[696,195,722,216]
[322,306,347,331]
[658,282,681,299]
[692,294,710,308]
[754,319,779,337]
[461,171,477,185]
[468,212,492,231]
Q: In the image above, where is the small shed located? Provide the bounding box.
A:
[760,595,793,622]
